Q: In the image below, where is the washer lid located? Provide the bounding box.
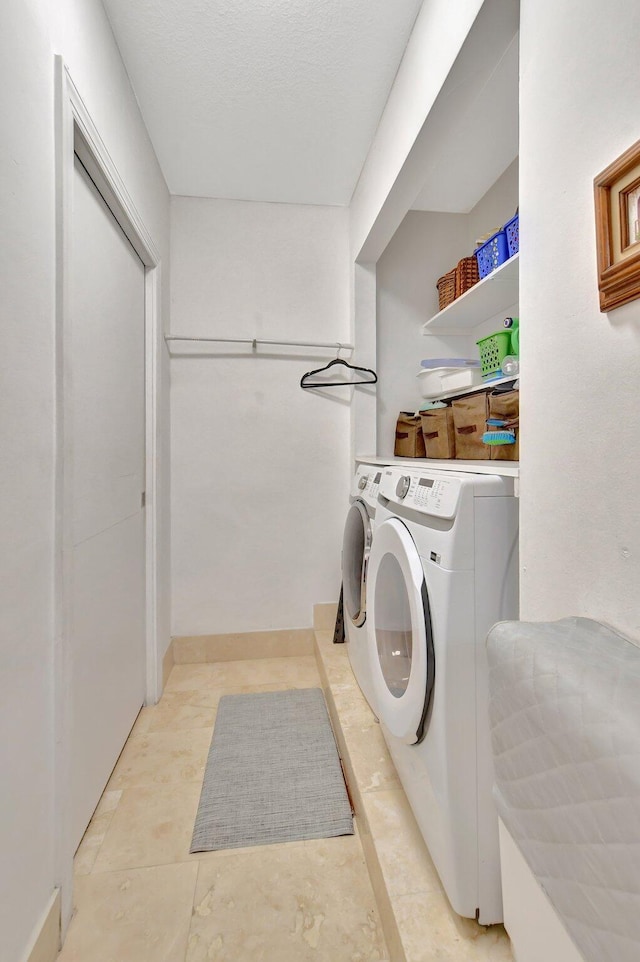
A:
[367,517,435,745]
[342,499,371,628]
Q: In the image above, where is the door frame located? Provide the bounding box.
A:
[54,57,162,930]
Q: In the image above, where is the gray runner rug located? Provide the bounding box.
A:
[190,687,354,852]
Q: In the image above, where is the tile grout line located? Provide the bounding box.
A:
[182,859,201,962]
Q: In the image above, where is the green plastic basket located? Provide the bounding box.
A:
[476,330,512,379]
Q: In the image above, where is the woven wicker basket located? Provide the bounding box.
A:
[436,269,457,311]
[455,256,479,298]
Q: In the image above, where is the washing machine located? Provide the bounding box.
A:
[341,463,387,710]
[366,465,519,924]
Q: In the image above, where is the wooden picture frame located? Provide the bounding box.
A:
[594,138,640,311]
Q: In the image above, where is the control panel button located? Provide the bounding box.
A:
[409,476,460,519]
[358,475,368,490]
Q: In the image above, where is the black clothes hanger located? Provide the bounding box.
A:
[300,357,378,389]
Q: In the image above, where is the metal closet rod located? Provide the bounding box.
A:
[164,335,354,351]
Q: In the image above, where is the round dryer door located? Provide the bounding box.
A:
[367,517,435,745]
[342,499,372,628]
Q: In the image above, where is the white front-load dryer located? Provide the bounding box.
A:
[366,465,519,924]
[341,463,386,711]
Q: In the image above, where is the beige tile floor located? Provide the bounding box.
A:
[58,655,389,962]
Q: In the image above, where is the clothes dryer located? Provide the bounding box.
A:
[341,463,386,711]
[366,466,519,924]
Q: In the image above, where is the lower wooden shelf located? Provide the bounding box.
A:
[355,454,519,479]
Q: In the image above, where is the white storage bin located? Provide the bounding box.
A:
[417,366,483,398]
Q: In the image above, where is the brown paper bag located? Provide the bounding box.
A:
[451,394,490,459]
[394,413,426,458]
[420,408,455,459]
[488,390,519,461]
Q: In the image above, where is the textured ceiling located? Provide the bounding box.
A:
[102,0,423,206]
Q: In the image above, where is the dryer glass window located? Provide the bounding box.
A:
[374,553,412,698]
[343,503,367,624]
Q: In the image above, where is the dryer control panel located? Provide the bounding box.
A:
[351,465,383,504]
[380,469,461,520]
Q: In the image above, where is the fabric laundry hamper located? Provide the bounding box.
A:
[420,408,455,459]
[487,390,519,461]
[394,413,426,458]
[451,394,490,459]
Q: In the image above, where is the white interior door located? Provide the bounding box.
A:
[69,155,146,850]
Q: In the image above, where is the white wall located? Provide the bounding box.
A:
[519,0,640,642]
[0,0,170,957]
[171,197,350,636]
[349,0,484,259]
[376,210,468,453]
[376,160,519,456]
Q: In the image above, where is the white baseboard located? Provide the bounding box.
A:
[161,640,174,691]
[21,889,60,962]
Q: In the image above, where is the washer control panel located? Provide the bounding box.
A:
[381,469,461,519]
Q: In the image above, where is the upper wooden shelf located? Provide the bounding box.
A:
[422,254,519,334]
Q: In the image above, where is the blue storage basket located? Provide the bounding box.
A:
[475,230,509,278]
[504,213,519,257]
